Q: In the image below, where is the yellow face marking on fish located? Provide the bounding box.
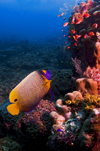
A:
[7,90,20,115]
[7,103,19,115]
[9,90,18,104]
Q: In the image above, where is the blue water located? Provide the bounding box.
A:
[0,0,72,42]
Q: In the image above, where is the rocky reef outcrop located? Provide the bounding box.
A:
[47,0,100,150]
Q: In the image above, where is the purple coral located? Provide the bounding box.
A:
[71,57,83,76]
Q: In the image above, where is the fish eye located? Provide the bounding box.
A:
[14,99,17,102]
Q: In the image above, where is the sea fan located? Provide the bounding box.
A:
[71,57,83,77]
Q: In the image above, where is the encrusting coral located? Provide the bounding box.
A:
[76,78,98,96]
[16,99,56,139]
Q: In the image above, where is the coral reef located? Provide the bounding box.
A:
[0,99,56,150]
[47,0,100,150]
[48,92,100,150]
[64,0,100,69]
[16,99,56,139]
[2,0,100,150]
[76,78,98,95]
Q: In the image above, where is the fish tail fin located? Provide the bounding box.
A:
[7,104,19,115]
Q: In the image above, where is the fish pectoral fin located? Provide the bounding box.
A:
[43,80,52,86]
[7,104,19,115]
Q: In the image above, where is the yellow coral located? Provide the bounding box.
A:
[65,93,100,112]
[85,105,94,112]
[65,100,72,105]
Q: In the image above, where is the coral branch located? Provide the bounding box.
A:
[71,58,83,76]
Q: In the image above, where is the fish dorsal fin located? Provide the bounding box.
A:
[7,104,19,115]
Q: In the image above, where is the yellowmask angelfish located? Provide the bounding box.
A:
[7,70,52,115]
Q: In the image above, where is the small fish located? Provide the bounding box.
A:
[63,35,65,37]
[73,34,81,41]
[61,61,64,63]
[68,36,71,38]
[84,34,88,39]
[76,34,81,39]
[83,13,90,18]
[73,36,76,41]
[59,38,61,39]
[71,15,75,24]
[84,34,90,39]
[84,34,87,39]
[67,46,70,49]
[88,31,94,36]
[65,42,67,44]
[75,19,83,24]
[71,30,76,34]
[73,6,76,9]
[57,13,64,17]
[61,13,64,16]
[74,42,77,46]
[92,23,98,29]
[63,22,69,27]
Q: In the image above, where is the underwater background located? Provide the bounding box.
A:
[0,0,81,102]
[1,0,100,151]
[0,0,71,42]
